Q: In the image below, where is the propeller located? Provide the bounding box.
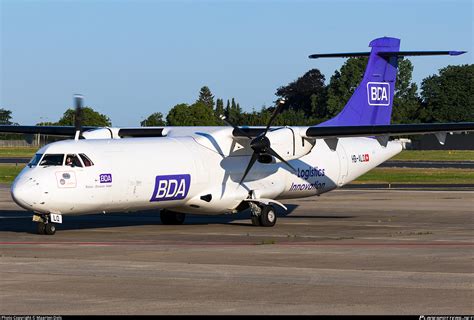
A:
[221,98,295,185]
[73,94,83,139]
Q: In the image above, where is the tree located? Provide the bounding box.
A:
[57,107,111,126]
[196,86,215,110]
[215,98,224,116]
[0,108,13,125]
[224,100,231,118]
[0,108,21,140]
[141,112,166,126]
[228,98,243,124]
[391,58,422,123]
[215,98,225,124]
[275,69,327,119]
[421,64,474,123]
[36,121,57,126]
[191,102,218,125]
[166,104,192,126]
[326,57,367,119]
[166,102,218,126]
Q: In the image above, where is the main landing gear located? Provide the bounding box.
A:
[249,203,277,227]
[160,209,186,225]
[34,214,57,235]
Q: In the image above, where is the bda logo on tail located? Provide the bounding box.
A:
[367,82,390,106]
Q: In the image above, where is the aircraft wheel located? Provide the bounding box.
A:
[44,223,56,235]
[259,205,277,227]
[251,215,261,226]
[37,222,46,235]
[160,210,186,225]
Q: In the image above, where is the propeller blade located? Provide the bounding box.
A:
[264,98,286,135]
[219,115,252,139]
[266,147,296,172]
[239,151,259,185]
[74,94,83,133]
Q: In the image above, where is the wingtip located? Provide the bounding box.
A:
[449,51,467,56]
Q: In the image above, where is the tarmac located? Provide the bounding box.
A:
[0,183,473,315]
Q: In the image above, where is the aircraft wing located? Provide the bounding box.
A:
[232,122,474,140]
[0,125,166,138]
[0,125,97,136]
[2,122,473,141]
[304,122,474,138]
[302,122,474,147]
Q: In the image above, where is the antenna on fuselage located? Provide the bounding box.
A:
[73,94,83,141]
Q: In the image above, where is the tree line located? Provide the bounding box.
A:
[1,59,473,129]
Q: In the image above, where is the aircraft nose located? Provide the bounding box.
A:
[11,177,43,210]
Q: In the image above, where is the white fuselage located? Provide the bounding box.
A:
[11,127,402,216]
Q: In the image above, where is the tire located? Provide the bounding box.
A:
[259,205,277,227]
[37,222,46,235]
[44,223,56,235]
[160,210,186,225]
[251,215,261,226]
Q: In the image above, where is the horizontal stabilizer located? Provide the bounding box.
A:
[309,51,466,59]
[309,52,371,59]
[378,51,466,57]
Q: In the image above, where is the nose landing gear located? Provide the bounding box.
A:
[33,214,57,235]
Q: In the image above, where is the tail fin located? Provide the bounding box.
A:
[317,37,400,126]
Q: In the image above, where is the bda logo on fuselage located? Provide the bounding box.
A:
[150,174,191,202]
[99,173,112,183]
[367,82,390,106]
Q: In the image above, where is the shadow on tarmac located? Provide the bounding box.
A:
[0,204,354,234]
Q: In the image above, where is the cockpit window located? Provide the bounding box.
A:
[65,154,83,167]
[39,154,64,166]
[79,153,94,167]
[28,153,43,167]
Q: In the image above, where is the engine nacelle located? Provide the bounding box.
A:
[266,127,315,161]
[81,128,121,139]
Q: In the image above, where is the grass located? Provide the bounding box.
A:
[1,149,473,185]
[0,147,37,158]
[1,147,473,162]
[353,168,474,184]
[0,165,24,184]
[2,148,474,162]
[391,150,474,162]
[1,166,474,185]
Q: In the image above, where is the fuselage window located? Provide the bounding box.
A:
[79,153,94,167]
[65,154,83,167]
[28,153,43,167]
[39,154,64,166]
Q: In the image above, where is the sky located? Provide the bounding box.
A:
[1,0,472,126]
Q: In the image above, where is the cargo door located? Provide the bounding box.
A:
[336,143,348,186]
